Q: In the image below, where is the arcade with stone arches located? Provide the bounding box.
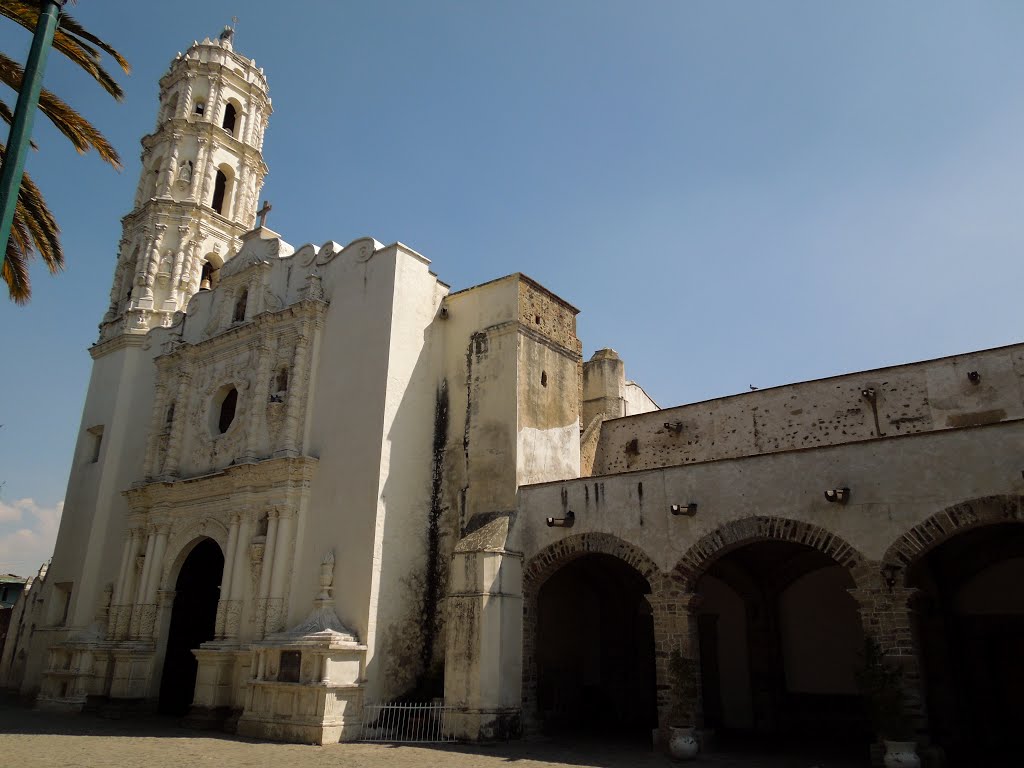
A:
[446,495,1022,763]
[518,522,874,752]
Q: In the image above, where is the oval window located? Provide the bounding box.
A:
[218,387,238,434]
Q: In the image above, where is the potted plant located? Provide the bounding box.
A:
[667,649,700,760]
[856,638,920,768]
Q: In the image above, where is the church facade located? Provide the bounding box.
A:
[3,31,1022,761]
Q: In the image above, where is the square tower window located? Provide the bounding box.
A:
[86,425,104,463]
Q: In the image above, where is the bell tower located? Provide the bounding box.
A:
[100,27,271,340]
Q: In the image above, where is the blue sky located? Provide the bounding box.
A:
[1,1,1022,574]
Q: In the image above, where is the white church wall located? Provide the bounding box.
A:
[363,245,449,701]
[297,241,415,667]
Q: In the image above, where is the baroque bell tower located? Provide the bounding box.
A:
[100,27,271,340]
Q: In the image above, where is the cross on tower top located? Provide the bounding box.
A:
[256,200,272,229]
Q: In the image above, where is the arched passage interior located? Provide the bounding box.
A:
[536,553,657,740]
[158,537,224,715]
[909,522,1024,765]
[694,540,867,751]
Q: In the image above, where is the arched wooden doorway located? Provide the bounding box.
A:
[158,537,224,715]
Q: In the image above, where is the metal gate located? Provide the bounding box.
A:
[359,701,457,743]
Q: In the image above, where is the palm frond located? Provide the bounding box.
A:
[0,0,129,101]
[0,97,37,150]
[0,52,121,168]
[0,141,63,303]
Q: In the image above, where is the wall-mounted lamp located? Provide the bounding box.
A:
[824,487,850,504]
[860,387,876,402]
[663,421,684,434]
[670,503,698,516]
[439,306,450,320]
[880,563,901,589]
[546,510,575,528]
[967,371,980,384]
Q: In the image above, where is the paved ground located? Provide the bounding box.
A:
[0,701,868,768]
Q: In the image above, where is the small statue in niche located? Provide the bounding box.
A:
[177,160,193,184]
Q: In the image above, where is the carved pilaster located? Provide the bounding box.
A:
[279,328,311,456]
[242,341,272,461]
[161,369,192,477]
[144,380,169,479]
[170,224,190,301]
[158,135,181,197]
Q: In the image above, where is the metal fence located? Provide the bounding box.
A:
[359,700,457,743]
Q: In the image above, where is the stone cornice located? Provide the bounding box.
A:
[125,455,319,512]
[89,332,148,359]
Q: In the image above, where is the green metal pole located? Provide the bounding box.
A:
[0,0,65,273]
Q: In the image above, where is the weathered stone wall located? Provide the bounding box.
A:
[592,343,1024,475]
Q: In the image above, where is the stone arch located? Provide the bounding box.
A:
[521,533,660,736]
[523,532,660,597]
[882,494,1024,575]
[673,516,869,588]
[162,520,228,591]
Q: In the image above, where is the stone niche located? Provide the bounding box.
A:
[237,552,366,744]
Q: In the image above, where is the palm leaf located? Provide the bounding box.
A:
[0,0,129,101]
[0,52,121,168]
[0,141,64,303]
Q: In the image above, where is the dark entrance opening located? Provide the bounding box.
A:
[536,553,656,741]
[911,523,1024,768]
[696,540,868,756]
[158,537,224,715]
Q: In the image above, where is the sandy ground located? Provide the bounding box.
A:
[0,700,868,768]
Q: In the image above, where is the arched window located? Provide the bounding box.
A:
[222,103,237,135]
[233,289,248,322]
[275,367,289,392]
[218,387,238,434]
[193,100,205,117]
[211,170,228,213]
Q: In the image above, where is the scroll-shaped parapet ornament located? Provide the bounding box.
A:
[318,549,335,602]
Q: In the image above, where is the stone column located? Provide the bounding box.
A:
[208,77,222,126]
[266,510,295,634]
[133,228,156,298]
[141,524,170,638]
[215,513,241,639]
[233,161,251,222]
[191,137,209,200]
[110,528,142,639]
[255,510,279,637]
[225,512,252,639]
[170,225,190,305]
[648,572,703,738]
[130,529,157,638]
[849,568,929,744]
[180,74,195,119]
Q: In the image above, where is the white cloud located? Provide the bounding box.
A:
[0,498,63,577]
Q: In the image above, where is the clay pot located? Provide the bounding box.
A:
[883,740,921,768]
[669,726,699,761]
